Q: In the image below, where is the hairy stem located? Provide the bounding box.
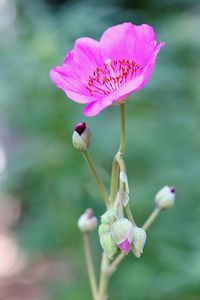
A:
[142,207,161,230]
[83,233,98,300]
[82,151,109,208]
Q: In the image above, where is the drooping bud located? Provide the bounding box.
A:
[72,122,91,151]
[101,208,115,225]
[98,224,110,236]
[77,208,97,232]
[132,226,146,258]
[100,232,118,259]
[155,186,176,210]
[111,218,134,255]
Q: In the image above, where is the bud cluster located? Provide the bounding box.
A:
[98,207,146,259]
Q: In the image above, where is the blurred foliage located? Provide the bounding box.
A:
[0,0,200,299]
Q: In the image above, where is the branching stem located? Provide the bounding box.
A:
[142,207,161,230]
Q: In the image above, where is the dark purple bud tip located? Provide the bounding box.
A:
[170,187,176,193]
[74,122,86,135]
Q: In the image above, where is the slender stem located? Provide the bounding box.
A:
[98,253,110,300]
[83,233,98,300]
[82,151,109,208]
[125,204,136,225]
[142,207,161,231]
[110,104,126,202]
[109,159,119,203]
[119,103,126,154]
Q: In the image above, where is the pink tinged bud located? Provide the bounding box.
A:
[77,208,97,232]
[132,226,146,258]
[111,218,134,254]
[72,122,91,151]
[118,239,131,255]
[155,186,176,210]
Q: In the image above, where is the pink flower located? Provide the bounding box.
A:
[50,23,165,117]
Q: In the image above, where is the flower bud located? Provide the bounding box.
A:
[98,224,110,236]
[77,208,97,232]
[155,186,176,210]
[132,226,146,258]
[111,218,134,255]
[100,232,118,259]
[72,122,91,151]
[101,208,115,225]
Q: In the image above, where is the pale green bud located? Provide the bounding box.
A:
[72,122,91,151]
[101,208,115,225]
[155,186,176,210]
[77,208,97,232]
[100,232,118,259]
[111,218,134,245]
[98,224,110,236]
[132,226,146,258]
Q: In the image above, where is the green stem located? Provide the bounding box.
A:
[125,204,136,225]
[142,207,161,230]
[109,159,119,203]
[82,151,109,208]
[83,233,98,300]
[108,252,125,273]
[98,252,126,300]
[98,253,110,300]
[119,104,126,154]
[110,104,126,202]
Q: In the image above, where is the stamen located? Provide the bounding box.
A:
[86,58,143,97]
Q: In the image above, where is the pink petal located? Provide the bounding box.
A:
[83,42,164,116]
[100,23,158,67]
[112,42,165,98]
[50,38,103,104]
[50,23,165,115]
[118,239,131,255]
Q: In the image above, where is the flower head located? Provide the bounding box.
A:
[50,23,165,116]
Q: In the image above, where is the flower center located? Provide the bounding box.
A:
[86,58,143,97]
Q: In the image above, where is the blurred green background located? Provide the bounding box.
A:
[0,0,200,299]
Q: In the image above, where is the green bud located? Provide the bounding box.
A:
[98,224,110,236]
[132,226,146,258]
[72,122,91,152]
[100,232,118,259]
[101,208,115,225]
[155,186,176,210]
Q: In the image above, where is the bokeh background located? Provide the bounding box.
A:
[0,0,200,299]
